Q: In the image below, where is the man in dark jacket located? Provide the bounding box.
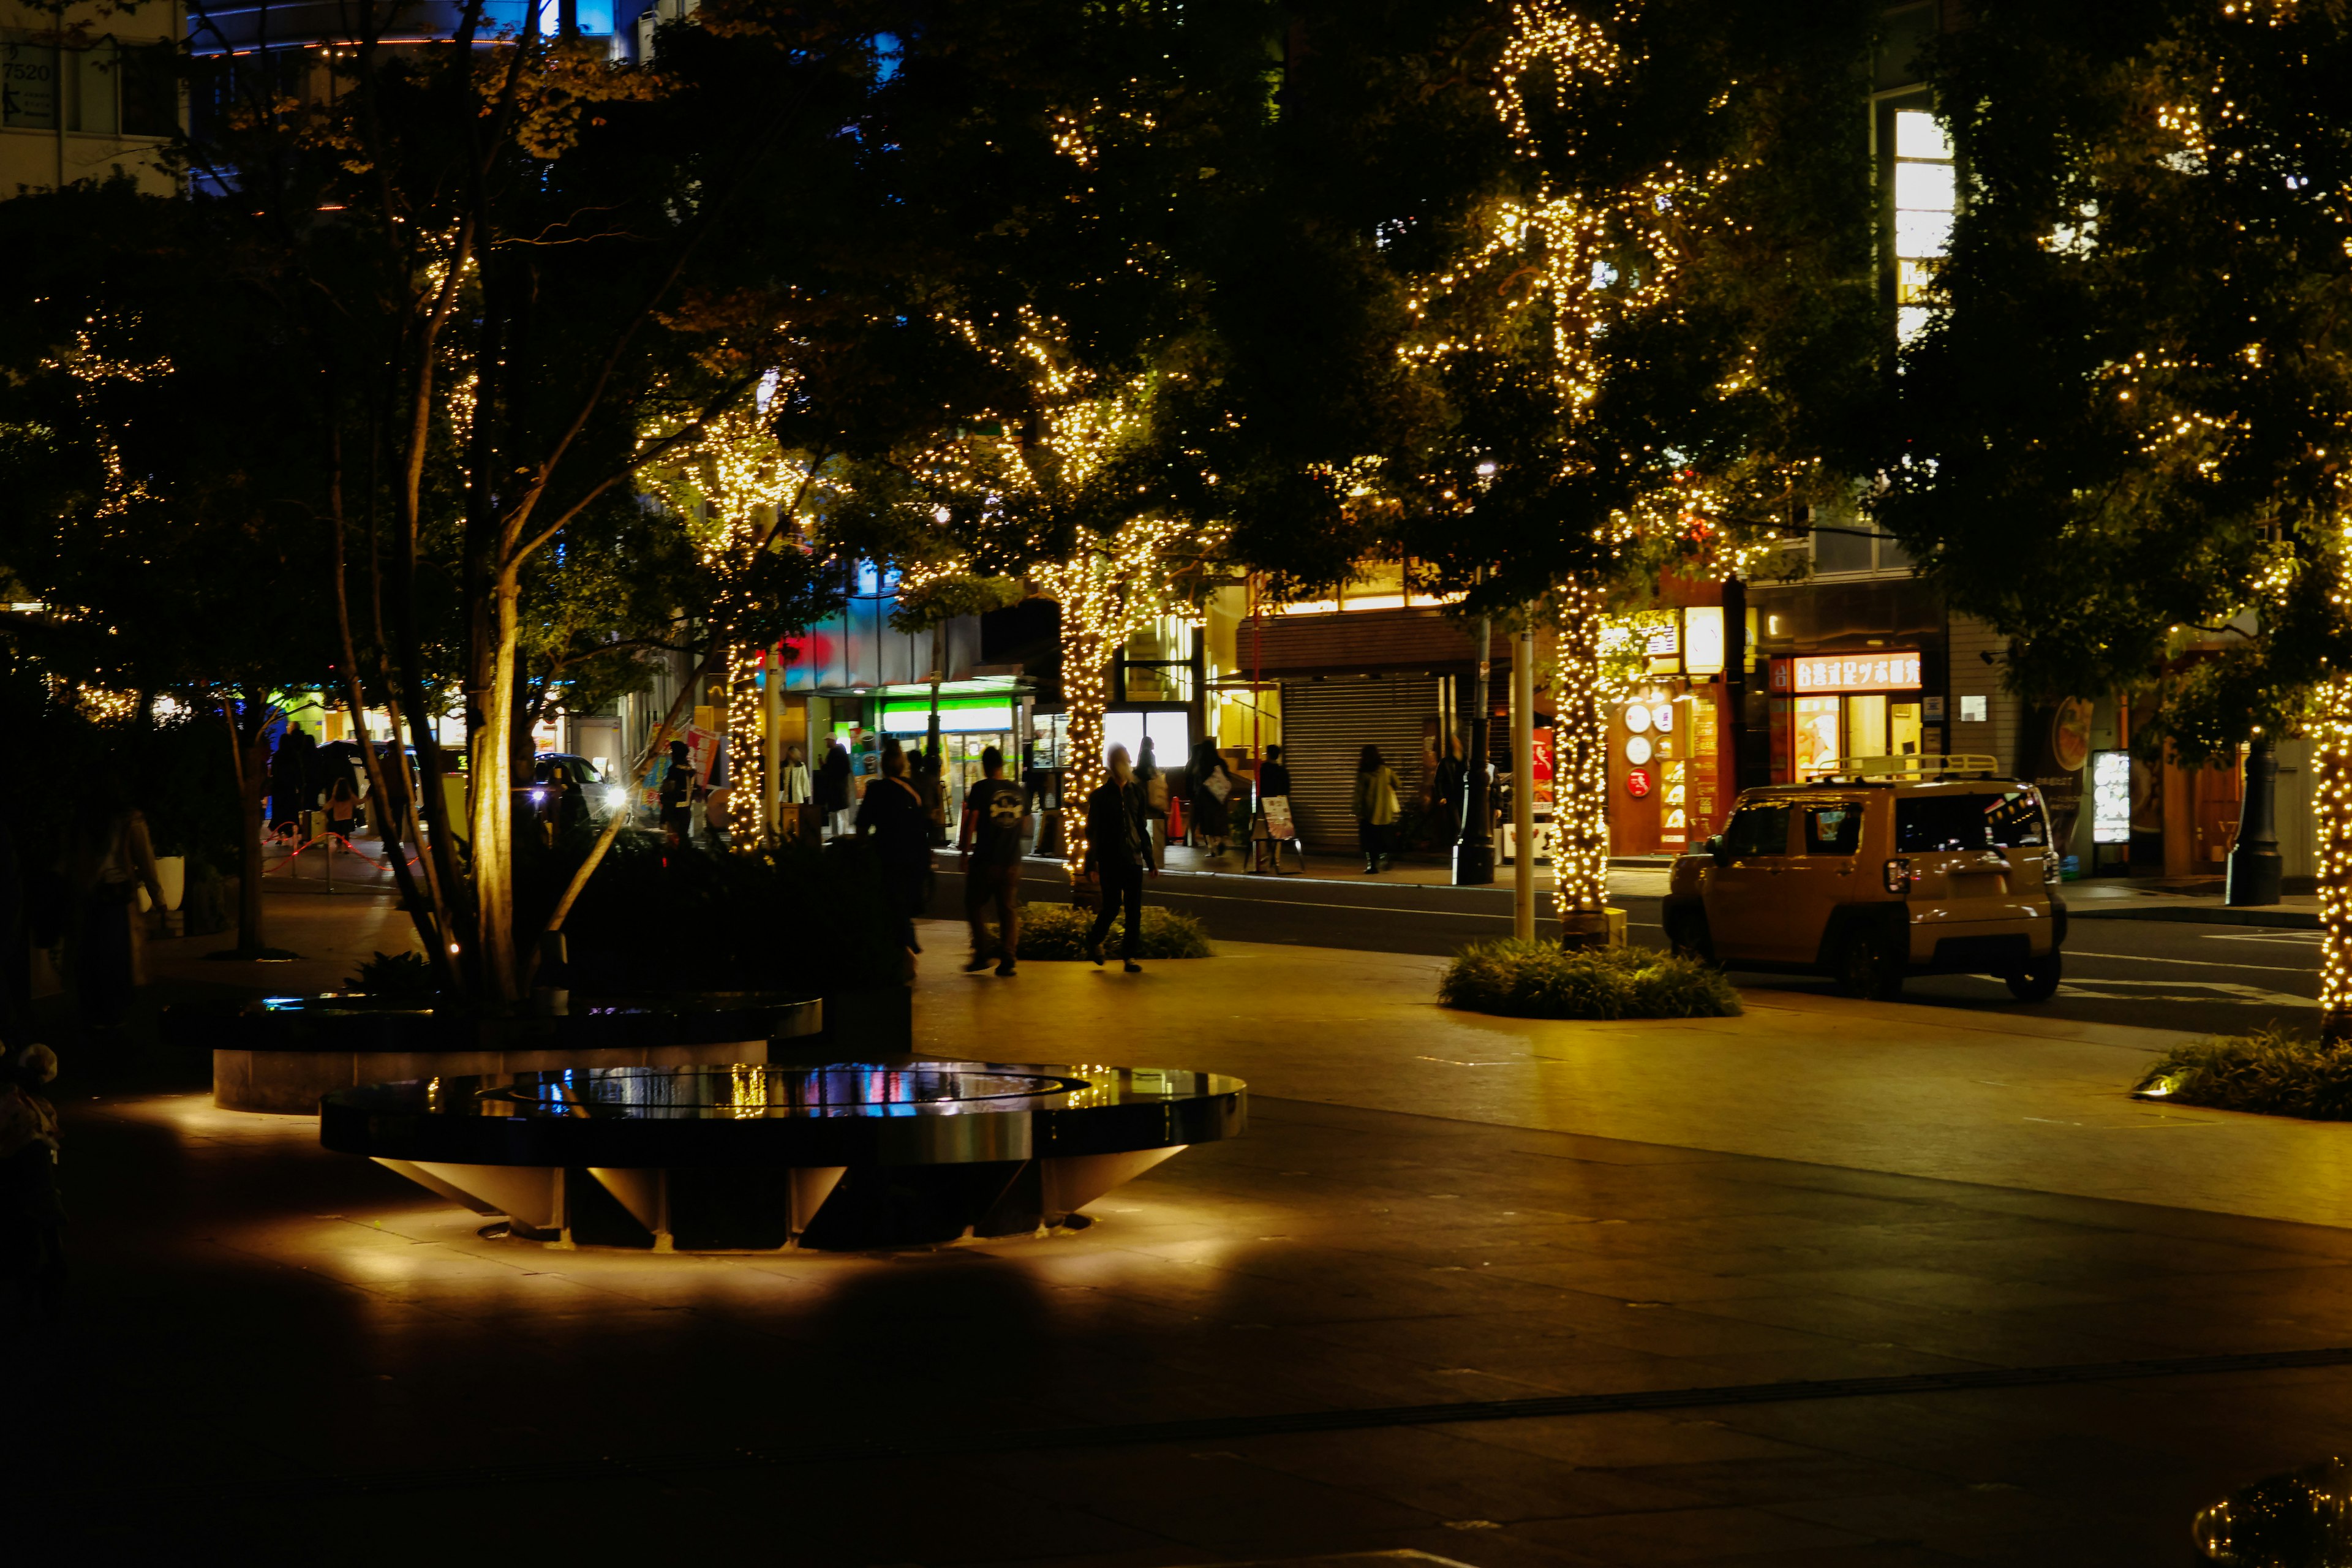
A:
[856,739,932,962]
[1083,744,1158,973]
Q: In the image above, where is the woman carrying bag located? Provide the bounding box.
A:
[1352,745,1401,874]
[1083,744,1158,973]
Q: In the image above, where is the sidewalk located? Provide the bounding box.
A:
[42,891,2352,1561]
[914,923,2346,1233]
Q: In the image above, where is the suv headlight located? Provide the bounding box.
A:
[1883,858,1912,895]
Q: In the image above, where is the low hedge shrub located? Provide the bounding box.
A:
[1439,938,1742,1020]
[2133,1027,2352,1119]
[992,902,1213,961]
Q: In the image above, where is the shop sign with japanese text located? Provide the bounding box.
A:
[1791,651,1922,693]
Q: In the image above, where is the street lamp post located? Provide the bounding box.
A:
[2228,734,2283,906]
[1513,624,1536,939]
[1455,614,1496,886]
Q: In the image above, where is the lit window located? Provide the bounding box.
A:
[1890,107,1956,345]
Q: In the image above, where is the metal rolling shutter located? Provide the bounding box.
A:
[1277,678,1441,848]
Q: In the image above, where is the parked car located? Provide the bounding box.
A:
[1662,755,2065,1002]
[532,752,630,823]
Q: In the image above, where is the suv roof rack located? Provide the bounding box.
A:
[1822,754,2004,782]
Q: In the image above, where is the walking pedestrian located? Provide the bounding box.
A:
[1352,744,1401,874]
[1084,744,1158,973]
[658,739,699,846]
[957,745,1028,976]
[856,737,931,968]
[816,739,852,839]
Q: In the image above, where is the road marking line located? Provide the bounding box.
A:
[2070,951,2312,974]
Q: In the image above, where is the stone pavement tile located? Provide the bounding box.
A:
[1431,1412,1823,1471]
[1665,1292,2165,1370]
[1605,1452,1951,1509]
[1201,1426,1716,1525]
[1683,1548,1978,1567]
[1510,1503,1874,1563]
[963,1447,1450,1561]
[1737,1264,2113,1313]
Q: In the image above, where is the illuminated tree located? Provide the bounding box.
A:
[1879,0,2352,1037]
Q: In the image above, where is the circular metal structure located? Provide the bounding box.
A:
[323,1060,1246,1252]
[165,992,826,1114]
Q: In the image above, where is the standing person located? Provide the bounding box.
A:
[64,777,164,1036]
[1188,738,1232,861]
[915,745,948,847]
[323,775,360,842]
[957,745,1028,976]
[1254,744,1301,873]
[0,1039,65,1322]
[1134,736,1169,862]
[816,739,852,839]
[856,738,931,968]
[776,745,812,842]
[1084,744,1158,973]
[539,762,586,834]
[657,739,699,846]
[1431,735,1468,850]
[1352,745,1401,874]
[268,728,305,838]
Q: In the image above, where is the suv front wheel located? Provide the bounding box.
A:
[1665,908,1717,967]
[2004,949,2062,1002]
[1834,924,1906,1001]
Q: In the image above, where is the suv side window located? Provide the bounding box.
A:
[1896,791,2049,851]
[1803,804,1862,855]
[1722,804,1791,858]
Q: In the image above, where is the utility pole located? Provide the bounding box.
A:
[1455,614,1495,886]
[1513,624,1536,940]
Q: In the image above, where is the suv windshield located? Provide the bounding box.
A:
[1895,791,2047,851]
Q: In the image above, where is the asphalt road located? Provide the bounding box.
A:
[926,856,2321,1039]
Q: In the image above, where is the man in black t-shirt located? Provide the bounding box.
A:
[958,745,1030,976]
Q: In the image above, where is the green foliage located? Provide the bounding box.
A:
[995,902,1213,961]
[889,575,1028,635]
[549,835,905,996]
[1439,938,1741,1020]
[2193,1457,2352,1566]
[2134,1027,2352,1120]
[344,950,435,995]
[1879,2,2352,758]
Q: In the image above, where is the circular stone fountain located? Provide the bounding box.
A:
[322,1059,1246,1251]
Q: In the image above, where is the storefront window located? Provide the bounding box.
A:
[1794,695,1840,778]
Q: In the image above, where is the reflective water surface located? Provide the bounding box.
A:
[481,1063,1080,1118]
[2197,1457,2352,1564]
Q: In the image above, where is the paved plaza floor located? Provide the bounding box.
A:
[26,899,2352,1562]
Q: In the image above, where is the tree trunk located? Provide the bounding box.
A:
[2318,676,2352,1044]
[1061,620,1114,877]
[223,696,273,956]
[1550,581,1611,924]
[469,574,524,998]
